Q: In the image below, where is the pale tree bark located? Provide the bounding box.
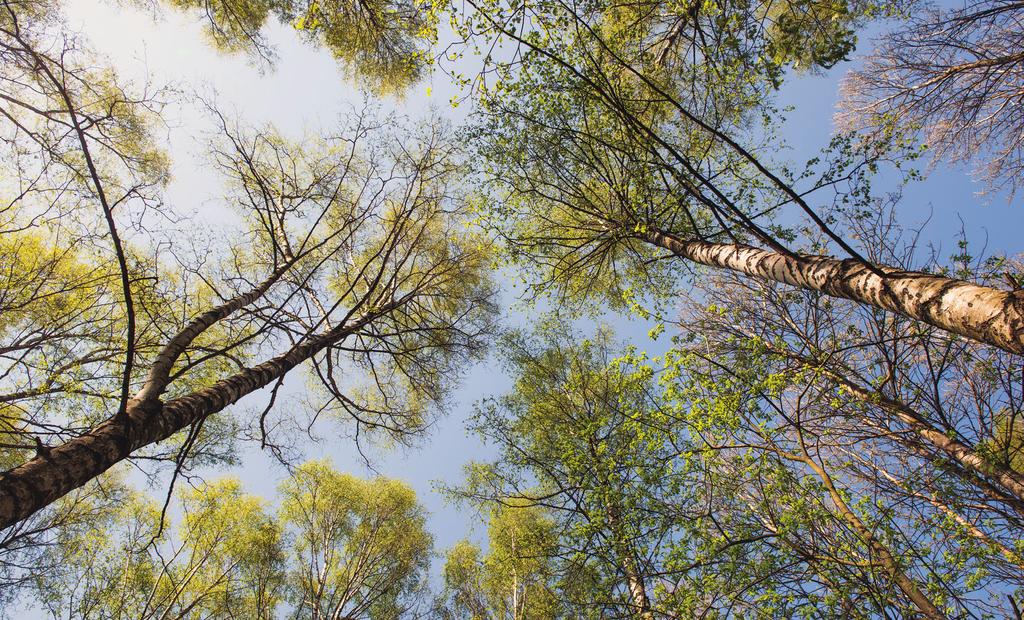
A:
[644,228,1024,355]
[766,345,1024,504]
[605,504,654,620]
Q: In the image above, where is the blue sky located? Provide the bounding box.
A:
[19,0,1024,609]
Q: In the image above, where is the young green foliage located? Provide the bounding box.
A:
[439,502,562,620]
[279,461,433,618]
[27,462,430,619]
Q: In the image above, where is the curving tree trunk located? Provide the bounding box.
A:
[798,453,947,619]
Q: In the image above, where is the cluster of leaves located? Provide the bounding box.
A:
[160,0,439,91]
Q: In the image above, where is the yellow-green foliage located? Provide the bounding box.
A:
[0,225,125,462]
[763,0,859,70]
[279,460,432,618]
[31,463,430,619]
[0,229,117,335]
[34,477,162,618]
[170,479,284,617]
[164,0,437,93]
[979,409,1024,475]
[442,503,561,620]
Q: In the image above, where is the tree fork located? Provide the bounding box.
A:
[645,228,1024,355]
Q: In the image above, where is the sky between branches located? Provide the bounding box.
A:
[25,0,1024,597]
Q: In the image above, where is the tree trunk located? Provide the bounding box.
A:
[606,503,654,620]
[644,229,1024,355]
[771,346,1024,504]
[800,454,947,619]
[0,303,394,530]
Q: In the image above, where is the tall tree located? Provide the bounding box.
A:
[34,477,284,619]
[279,461,433,619]
[447,325,702,618]
[0,0,495,530]
[438,502,563,620]
[29,462,432,619]
[659,203,1024,616]
[444,0,1024,354]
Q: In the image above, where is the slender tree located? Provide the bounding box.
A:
[438,502,563,620]
[34,477,284,619]
[449,309,1024,615]
[447,326,713,617]
[280,461,433,619]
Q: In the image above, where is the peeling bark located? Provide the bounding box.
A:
[645,229,1024,355]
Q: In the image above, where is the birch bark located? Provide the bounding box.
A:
[0,302,396,529]
[645,228,1024,355]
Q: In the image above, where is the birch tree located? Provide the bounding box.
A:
[438,503,563,620]
[448,326,680,618]
[30,463,431,619]
[445,0,1024,354]
[279,461,433,619]
[658,203,1024,617]
[33,477,284,619]
[0,0,495,532]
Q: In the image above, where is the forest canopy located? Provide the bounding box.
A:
[1,0,1023,616]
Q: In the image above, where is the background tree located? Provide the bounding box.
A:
[279,461,433,619]
[448,325,687,618]
[448,299,1024,616]
[438,502,563,620]
[29,462,431,619]
[150,0,438,91]
[34,476,284,619]
[838,0,1024,196]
